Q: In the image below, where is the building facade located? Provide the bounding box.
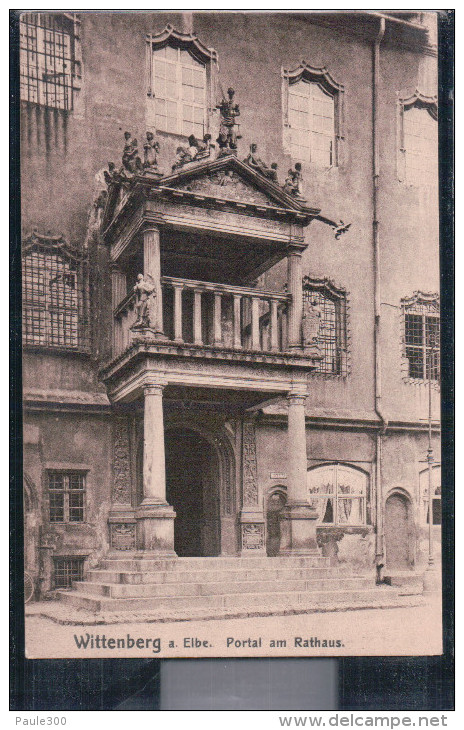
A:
[20,11,440,597]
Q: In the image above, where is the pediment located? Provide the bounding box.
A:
[102,155,321,238]
[168,167,278,207]
[160,156,320,216]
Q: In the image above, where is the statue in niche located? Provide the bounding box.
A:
[143,131,160,170]
[132,274,155,329]
[283,162,304,197]
[302,296,322,347]
[122,131,142,175]
[216,87,241,154]
[243,143,278,181]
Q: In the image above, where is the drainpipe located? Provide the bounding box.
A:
[373,17,388,583]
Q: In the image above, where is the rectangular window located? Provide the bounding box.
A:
[404,106,438,183]
[22,243,89,351]
[20,12,76,110]
[303,285,347,376]
[404,301,440,380]
[53,557,84,588]
[48,471,86,523]
[149,46,206,138]
[288,81,335,166]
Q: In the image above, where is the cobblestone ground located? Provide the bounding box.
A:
[25,594,442,658]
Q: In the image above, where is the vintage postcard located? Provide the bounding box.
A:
[20,9,444,659]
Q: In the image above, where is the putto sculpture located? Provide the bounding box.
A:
[132,273,156,329]
[283,162,304,197]
[243,143,278,182]
[143,131,160,171]
[216,87,240,155]
[122,131,143,175]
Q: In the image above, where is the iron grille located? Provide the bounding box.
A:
[303,288,346,375]
[22,244,89,351]
[404,299,440,380]
[53,557,84,589]
[20,12,75,110]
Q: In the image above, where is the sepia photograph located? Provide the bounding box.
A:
[18,9,444,659]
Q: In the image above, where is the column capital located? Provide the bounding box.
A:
[142,218,163,234]
[287,388,307,405]
[286,242,306,256]
[142,378,168,396]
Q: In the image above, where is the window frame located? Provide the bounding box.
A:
[282,62,344,167]
[146,24,218,139]
[47,470,87,524]
[302,274,348,377]
[22,232,90,353]
[307,463,369,527]
[401,291,440,382]
[397,89,438,186]
[419,465,441,526]
[52,556,85,588]
[19,12,82,111]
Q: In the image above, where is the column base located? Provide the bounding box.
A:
[239,511,266,556]
[279,502,320,556]
[135,500,177,556]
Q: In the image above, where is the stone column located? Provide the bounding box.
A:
[279,387,319,555]
[135,382,176,555]
[143,226,165,338]
[287,244,304,351]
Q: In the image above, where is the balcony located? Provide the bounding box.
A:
[113,276,290,359]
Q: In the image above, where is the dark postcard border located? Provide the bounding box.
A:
[10,9,454,712]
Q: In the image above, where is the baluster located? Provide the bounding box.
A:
[173,282,183,343]
[233,294,242,349]
[251,295,260,351]
[270,298,279,351]
[213,291,222,346]
[193,288,203,345]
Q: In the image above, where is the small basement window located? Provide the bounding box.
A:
[53,556,84,588]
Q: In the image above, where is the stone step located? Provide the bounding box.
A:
[57,586,400,613]
[86,565,355,585]
[75,575,374,599]
[99,555,331,572]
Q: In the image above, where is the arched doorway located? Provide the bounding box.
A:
[385,491,414,570]
[266,488,287,557]
[165,427,221,557]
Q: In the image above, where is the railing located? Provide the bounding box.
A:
[113,277,290,358]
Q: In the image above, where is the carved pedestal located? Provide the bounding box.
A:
[239,418,266,556]
[135,501,177,557]
[108,417,137,555]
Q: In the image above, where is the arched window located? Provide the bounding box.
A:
[146,25,217,138]
[419,466,441,525]
[398,91,438,185]
[282,62,344,167]
[22,232,89,350]
[302,275,347,376]
[307,463,368,526]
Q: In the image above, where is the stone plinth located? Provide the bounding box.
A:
[135,501,177,557]
[279,502,319,556]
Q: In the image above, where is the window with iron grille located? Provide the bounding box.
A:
[20,12,80,111]
[53,557,84,588]
[402,293,440,380]
[48,471,86,523]
[22,236,89,351]
[302,275,347,376]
